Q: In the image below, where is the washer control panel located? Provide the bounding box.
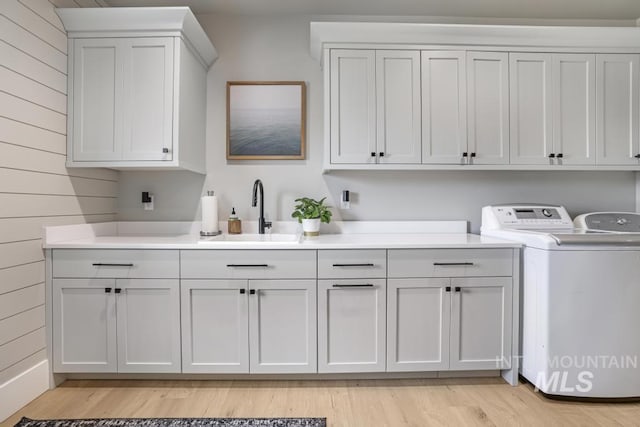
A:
[482,205,574,230]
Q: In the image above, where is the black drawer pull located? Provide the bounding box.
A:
[239,289,246,294]
[105,287,112,293]
[250,289,256,295]
[332,263,375,267]
[114,288,122,294]
[333,284,374,288]
[92,263,134,267]
[226,264,269,268]
[455,287,461,292]
[433,262,474,266]
[445,286,451,292]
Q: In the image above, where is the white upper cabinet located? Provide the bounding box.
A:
[316,22,640,170]
[58,7,217,173]
[329,49,377,164]
[421,51,467,164]
[121,38,175,161]
[72,38,121,162]
[376,50,422,164]
[73,38,175,163]
[552,54,596,165]
[509,53,553,165]
[466,52,510,164]
[329,49,421,165]
[596,54,640,165]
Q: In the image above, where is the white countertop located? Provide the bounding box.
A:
[43,221,521,250]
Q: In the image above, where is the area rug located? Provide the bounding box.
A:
[14,418,326,427]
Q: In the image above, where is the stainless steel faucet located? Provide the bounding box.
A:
[251,179,272,234]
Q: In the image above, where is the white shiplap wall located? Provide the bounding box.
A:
[0,0,117,387]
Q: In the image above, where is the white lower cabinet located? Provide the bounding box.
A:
[387,278,450,371]
[387,277,512,372]
[449,277,512,370]
[53,278,180,373]
[181,278,317,374]
[318,279,386,373]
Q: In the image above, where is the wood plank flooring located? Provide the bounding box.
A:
[3,378,640,426]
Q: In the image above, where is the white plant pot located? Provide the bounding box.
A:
[302,218,321,237]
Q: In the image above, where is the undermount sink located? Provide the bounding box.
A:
[198,233,300,244]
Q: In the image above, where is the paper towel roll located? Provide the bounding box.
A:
[201,192,219,233]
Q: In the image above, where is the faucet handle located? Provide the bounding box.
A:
[264,220,273,229]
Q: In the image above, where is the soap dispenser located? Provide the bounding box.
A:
[228,207,242,234]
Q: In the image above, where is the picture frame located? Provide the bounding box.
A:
[226,81,306,160]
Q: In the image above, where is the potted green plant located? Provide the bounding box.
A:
[291,197,332,236]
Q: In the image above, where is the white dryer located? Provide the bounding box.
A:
[482,204,640,398]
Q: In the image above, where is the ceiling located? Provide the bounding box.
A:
[103,0,640,20]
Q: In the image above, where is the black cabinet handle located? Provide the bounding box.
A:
[455,287,461,292]
[114,288,122,294]
[371,152,376,157]
[239,289,246,294]
[556,153,563,159]
[332,284,374,288]
[105,287,112,293]
[548,153,555,158]
[92,263,134,267]
[226,264,269,268]
[445,286,451,292]
[462,152,468,157]
[332,263,375,267]
[249,289,256,295]
[162,148,169,153]
[470,152,476,158]
[379,152,385,157]
[635,154,640,159]
[433,262,474,266]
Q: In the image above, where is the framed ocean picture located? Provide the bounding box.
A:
[226,81,306,160]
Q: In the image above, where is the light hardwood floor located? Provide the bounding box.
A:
[3,378,640,426]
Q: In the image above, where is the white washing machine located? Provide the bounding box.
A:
[481,204,640,398]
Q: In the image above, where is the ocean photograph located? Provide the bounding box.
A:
[227,83,305,158]
[229,108,300,155]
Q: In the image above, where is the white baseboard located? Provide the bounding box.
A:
[0,360,49,422]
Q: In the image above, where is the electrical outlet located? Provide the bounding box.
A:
[143,193,154,211]
[341,190,350,209]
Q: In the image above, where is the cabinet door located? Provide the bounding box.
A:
[596,54,640,165]
[318,279,386,373]
[387,279,450,372]
[466,52,509,164]
[552,54,596,165]
[421,51,467,164]
[509,53,553,164]
[449,277,512,371]
[52,279,117,373]
[248,280,317,373]
[122,38,174,161]
[181,280,249,373]
[376,50,421,164]
[116,279,181,373]
[72,38,123,161]
[330,49,376,164]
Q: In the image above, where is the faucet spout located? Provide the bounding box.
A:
[251,179,272,234]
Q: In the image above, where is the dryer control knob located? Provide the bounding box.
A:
[542,208,553,217]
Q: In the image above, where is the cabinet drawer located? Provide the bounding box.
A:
[181,250,316,279]
[388,249,512,278]
[52,249,179,278]
[318,250,386,279]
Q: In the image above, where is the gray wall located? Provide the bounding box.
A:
[0,0,116,386]
[117,14,637,233]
